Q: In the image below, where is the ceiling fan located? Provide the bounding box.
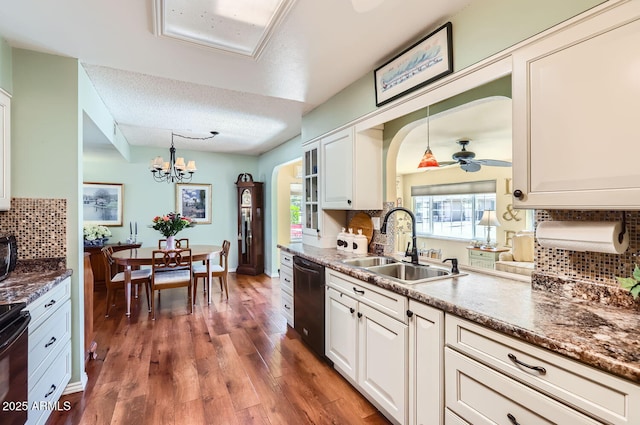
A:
[441,139,512,172]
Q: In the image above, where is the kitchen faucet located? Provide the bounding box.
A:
[380,207,419,265]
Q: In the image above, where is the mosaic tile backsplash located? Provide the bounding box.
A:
[534,210,639,309]
[0,198,67,262]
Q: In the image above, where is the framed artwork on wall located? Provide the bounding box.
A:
[83,182,124,226]
[176,183,212,224]
[374,22,453,107]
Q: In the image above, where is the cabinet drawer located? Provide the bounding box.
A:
[27,340,71,425]
[281,290,294,327]
[280,251,294,269]
[446,315,640,425]
[326,269,407,323]
[28,299,71,382]
[27,277,71,331]
[445,348,601,425]
[469,250,495,259]
[280,266,293,295]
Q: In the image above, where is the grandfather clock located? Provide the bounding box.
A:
[236,173,264,275]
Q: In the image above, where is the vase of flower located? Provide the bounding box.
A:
[151,213,195,249]
[165,235,176,250]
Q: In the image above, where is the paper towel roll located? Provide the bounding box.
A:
[536,221,628,254]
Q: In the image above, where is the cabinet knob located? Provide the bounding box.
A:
[513,189,524,200]
[357,312,363,318]
[347,199,352,205]
[406,309,414,318]
[349,307,355,314]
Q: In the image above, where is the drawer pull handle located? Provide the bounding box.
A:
[45,336,57,348]
[284,304,291,310]
[284,278,291,283]
[508,353,546,374]
[349,307,355,314]
[45,384,57,398]
[44,299,56,308]
[352,287,365,295]
[283,257,291,262]
[507,413,520,425]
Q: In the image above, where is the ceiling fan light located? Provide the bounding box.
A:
[418,147,439,168]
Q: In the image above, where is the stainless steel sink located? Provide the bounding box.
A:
[341,256,399,268]
[366,262,457,284]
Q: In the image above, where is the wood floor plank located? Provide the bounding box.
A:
[47,272,390,425]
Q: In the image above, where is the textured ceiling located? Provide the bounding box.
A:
[0,0,474,155]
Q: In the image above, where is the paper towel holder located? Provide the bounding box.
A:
[618,213,627,244]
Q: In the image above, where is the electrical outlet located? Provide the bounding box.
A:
[372,217,381,230]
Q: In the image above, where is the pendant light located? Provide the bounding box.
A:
[418,105,439,168]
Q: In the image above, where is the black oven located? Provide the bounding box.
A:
[0,302,30,425]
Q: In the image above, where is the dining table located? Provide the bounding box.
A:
[111,244,223,316]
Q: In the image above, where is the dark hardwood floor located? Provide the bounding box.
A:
[47,272,391,425]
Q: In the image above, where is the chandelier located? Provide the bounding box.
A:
[150,131,218,183]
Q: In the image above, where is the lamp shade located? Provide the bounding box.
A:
[478,210,500,227]
[418,147,439,168]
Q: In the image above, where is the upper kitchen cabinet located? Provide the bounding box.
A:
[512,1,640,209]
[321,126,382,210]
[0,89,10,211]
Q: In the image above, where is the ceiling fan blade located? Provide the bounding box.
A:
[437,161,458,166]
[474,159,512,167]
[460,162,481,172]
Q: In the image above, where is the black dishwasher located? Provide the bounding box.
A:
[293,256,325,359]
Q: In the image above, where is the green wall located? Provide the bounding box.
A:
[301,0,604,142]
[84,146,259,269]
[257,134,302,275]
[11,49,84,386]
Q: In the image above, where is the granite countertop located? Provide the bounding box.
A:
[279,243,640,384]
[0,269,73,305]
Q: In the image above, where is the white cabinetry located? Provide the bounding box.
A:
[302,141,344,248]
[408,300,443,425]
[0,89,10,210]
[512,1,640,209]
[321,126,382,210]
[26,277,72,425]
[279,251,294,327]
[325,269,408,425]
[445,314,640,425]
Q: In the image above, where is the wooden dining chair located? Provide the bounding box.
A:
[192,240,230,301]
[150,248,193,320]
[101,246,151,317]
[158,238,190,249]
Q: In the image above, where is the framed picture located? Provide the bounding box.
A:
[374,22,453,107]
[83,182,124,226]
[176,183,212,224]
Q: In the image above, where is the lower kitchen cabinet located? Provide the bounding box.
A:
[325,269,408,425]
[26,277,72,425]
[408,299,443,425]
[279,251,294,327]
[445,314,640,425]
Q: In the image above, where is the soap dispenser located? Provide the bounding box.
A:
[354,229,368,254]
[344,228,354,253]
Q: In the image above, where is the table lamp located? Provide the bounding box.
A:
[478,210,500,248]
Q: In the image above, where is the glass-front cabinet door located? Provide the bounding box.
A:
[303,142,319,236]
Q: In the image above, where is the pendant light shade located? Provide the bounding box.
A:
[418,105,439,168]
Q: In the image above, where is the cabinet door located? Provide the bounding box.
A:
[321,128,353,209]
[409,300,444,425]
[0,89,10,211]
[303,142,320,236]
[325,287,358,382]
[358,302,408,425]
[512,2,640,209]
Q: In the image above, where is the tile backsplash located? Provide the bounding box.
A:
[0,198,67,262]
[534,210,639,309]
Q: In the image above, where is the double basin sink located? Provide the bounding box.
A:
[342,256,461,285]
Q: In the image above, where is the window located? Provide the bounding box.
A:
[290,183,302,242]
[412,181,496,240]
